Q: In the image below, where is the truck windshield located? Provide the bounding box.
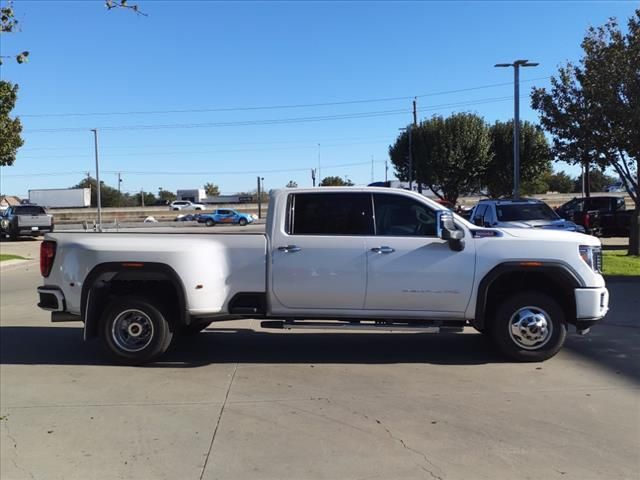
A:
[496,204,559,222]
[14,206,47,215]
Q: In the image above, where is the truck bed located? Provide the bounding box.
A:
[45,232,268,316]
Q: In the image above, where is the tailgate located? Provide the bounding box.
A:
[17,215,52,228]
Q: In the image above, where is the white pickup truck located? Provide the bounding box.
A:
[37,187,609,364]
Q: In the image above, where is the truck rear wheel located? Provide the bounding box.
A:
[205,219,215,227]
[491,292,566,362]
[100,296,173,365]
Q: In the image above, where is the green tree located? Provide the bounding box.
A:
[72,177,123,208]
[545,171,575,193]
[572,170,617,193]
[320,176,354,186]
[204,182,220,196]
[0,1,29,65]
[133,191,157,206]
[286,180,298,188]
[0,80,23,166]
[157,188,176,203]
[531,9,639,254]
[390,113,492,204]
[485,120,551,198]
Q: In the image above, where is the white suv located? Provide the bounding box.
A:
[169,200,205,211]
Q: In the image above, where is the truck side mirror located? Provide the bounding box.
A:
[438,211,465,251]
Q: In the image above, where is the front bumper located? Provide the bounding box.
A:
[575,287,609,320]
[37,287,66,312]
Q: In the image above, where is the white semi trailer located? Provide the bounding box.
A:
[29,188,91,208]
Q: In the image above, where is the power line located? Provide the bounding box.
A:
[15,140,391,160]
[24,108,410,133]
[23,93,530,134]
[17,77,550,118]
[1,160,387,178]
[17,135,394,152]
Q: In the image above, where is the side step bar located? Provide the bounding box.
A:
[261,320,464,333]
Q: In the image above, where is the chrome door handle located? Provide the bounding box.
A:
[278,245,301,253]
[370,246,395,254]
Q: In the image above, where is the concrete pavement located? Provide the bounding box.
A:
[1,254,639,479]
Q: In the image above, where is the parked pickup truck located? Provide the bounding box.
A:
[556,196,633,237]
[1,204,54,240]
[37,187,609,364]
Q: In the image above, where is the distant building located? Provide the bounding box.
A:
[176,189,207,203]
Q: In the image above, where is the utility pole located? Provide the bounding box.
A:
[495,59,539,199]
[399,126,413,191]
[311,168,316,187]
[371,155,374,183]
[413,98,421,193]
[412,97,417,127]
[90,129,102,231]
[257,176,264,219]
[117,172,122,207]
[317,143,321,183]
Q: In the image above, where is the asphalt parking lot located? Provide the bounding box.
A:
[1,233,638,480]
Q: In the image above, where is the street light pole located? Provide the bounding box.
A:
[90,129,102,231]
[495,59,539,199]
[399,126,413,191]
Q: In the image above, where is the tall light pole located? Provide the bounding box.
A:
[90,129,102,231]
[495,59,539,199]
[317,143,321,183]
[398,126,413,191]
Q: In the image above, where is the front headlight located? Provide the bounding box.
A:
[579,245,602,273]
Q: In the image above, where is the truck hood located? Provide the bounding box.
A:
[495,227,601,246]
[498,219,581,231]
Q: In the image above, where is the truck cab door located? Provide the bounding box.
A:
[364,193,476,316]
[270,192,373,312]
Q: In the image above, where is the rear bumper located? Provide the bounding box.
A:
[37,287,66,312]
[17,226,53,235]
[575,287,609,320]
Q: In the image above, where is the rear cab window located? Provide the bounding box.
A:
[14,206,47,215]
[288,192,373,235]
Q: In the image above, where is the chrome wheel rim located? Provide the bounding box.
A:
[508,306,553,350]
[111,309,154,352]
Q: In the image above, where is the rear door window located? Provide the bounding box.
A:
[289,193,374,235]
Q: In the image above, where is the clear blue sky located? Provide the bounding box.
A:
[1,0,637,198]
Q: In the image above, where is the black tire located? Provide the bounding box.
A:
[177,321,212,336]
[490,291,567,362]
[100,296,173,365]
[238,218,248,226]
[205,219,215,227]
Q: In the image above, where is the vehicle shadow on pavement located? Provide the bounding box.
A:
[0,325,638,384]
[0,326,506,367]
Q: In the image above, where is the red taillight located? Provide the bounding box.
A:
[40,240,56,277]
[583,213,590,229]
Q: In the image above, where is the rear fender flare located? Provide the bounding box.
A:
[81,262,188,340]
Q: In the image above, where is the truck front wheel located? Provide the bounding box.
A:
[491,292,567,362]
[100,296,173,365]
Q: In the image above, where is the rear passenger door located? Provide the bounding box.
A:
[270,192,373,312]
